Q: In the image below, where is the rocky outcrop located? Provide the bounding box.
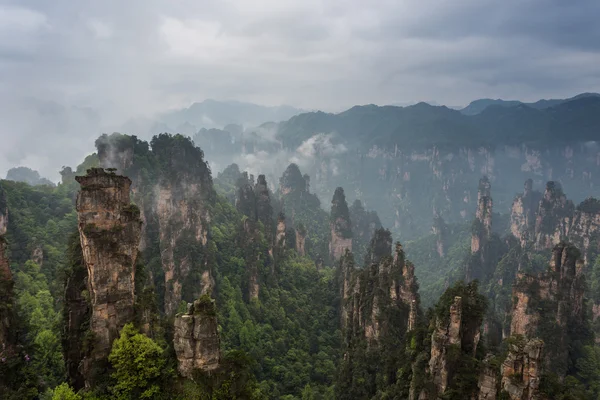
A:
[330,187,352,261]
[97,133,215,316]
[338,249,355,329]
[344,229,420,342]
[276,213,286,249]
[75,168,142,379]
[510,179,542,247]
[477,355,498,400]
[533,182,574,250]
[511,243,584,337]
[510,243,584,378]
[350,199,382,263]
[471,176,493,254]
[280,163,310,196]
[429,296,465,395]
[31,245,43,267]
[432,215,449,258]
[255,175,274,246]
[567,197,600,265]
[295,223,307,256]
[500,337,544,400]
[173,296,221,379]
[427,283,484,399]
[510,181,600,266]
[239,218,263,301]
[157,178,211,315]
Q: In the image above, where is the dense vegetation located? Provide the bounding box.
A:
[2,126,600,400]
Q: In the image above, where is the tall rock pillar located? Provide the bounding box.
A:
[75,168,142,378]
[329,187,352,261]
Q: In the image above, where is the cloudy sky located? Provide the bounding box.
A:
[1,0,600,179]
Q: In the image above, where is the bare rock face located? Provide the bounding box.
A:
[509,243,584,377]
[429,296,463,395]
[97,133,215,316]
[501,337,544,400]
[510,179,542,247]
[471,176,493,255]
[31,245,44,267]
[174,296,221,379]
[330,187,352,261]
[339,249,354,329]
[511,243,584,337]
[510,181,600,266]
[276,213,286,248]
[428,288,483,398]
[295,224,307,256]
[533,182,574,250]
[567,198,600,264]
[255,175,274,246]
[343,230,420,342]
[432,215,448,258]
[157,180,211,315]
[75,168,142,377]
[477,355,498,400]
[240,218,263,301]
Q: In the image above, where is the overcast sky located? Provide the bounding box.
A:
[1,0,600,180]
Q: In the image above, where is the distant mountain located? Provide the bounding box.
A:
[6,166,55,186]
[460,92,600,115]
[157,99,305,131]
[277,96,600,149]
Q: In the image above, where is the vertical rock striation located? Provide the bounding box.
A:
[295,223,307,257]
[500,337,544,400]
[471,176,493,255]
[432,214,449,258]
[510,179,542,247]
[330,187,352,261]
[508,243,585,378]
[343,229,420,342]
[173,296,221,379]
[533,182,573,250]
[75,168,142,378]
[426,282,485,399]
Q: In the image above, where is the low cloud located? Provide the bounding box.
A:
[1,0,600,178]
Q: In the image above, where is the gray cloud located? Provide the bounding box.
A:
[1,0,599,179]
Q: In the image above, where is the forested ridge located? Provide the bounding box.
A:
[2,130,600,400]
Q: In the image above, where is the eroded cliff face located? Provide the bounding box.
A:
[330,187,352,261]
[428,296,481,396]
[97,133,215,316]
[511,243,584,337]
[432,215,449,258]
[275,213,286,249]
[343,229,420,342]
[500,337,544,400]
[75,168,142,380]
[510,180,600,266]
[533,182,574,250]
[255,175,274,246]
[157,178,211,315]
[295,224,307,257]
[425,283,485,399]
[173,296,221,379]
[477,355,498,400]
[471,176,493,255]
[509,243,584,379]
[510,179,542,247]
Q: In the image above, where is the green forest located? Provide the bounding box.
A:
[2,132,600,400]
